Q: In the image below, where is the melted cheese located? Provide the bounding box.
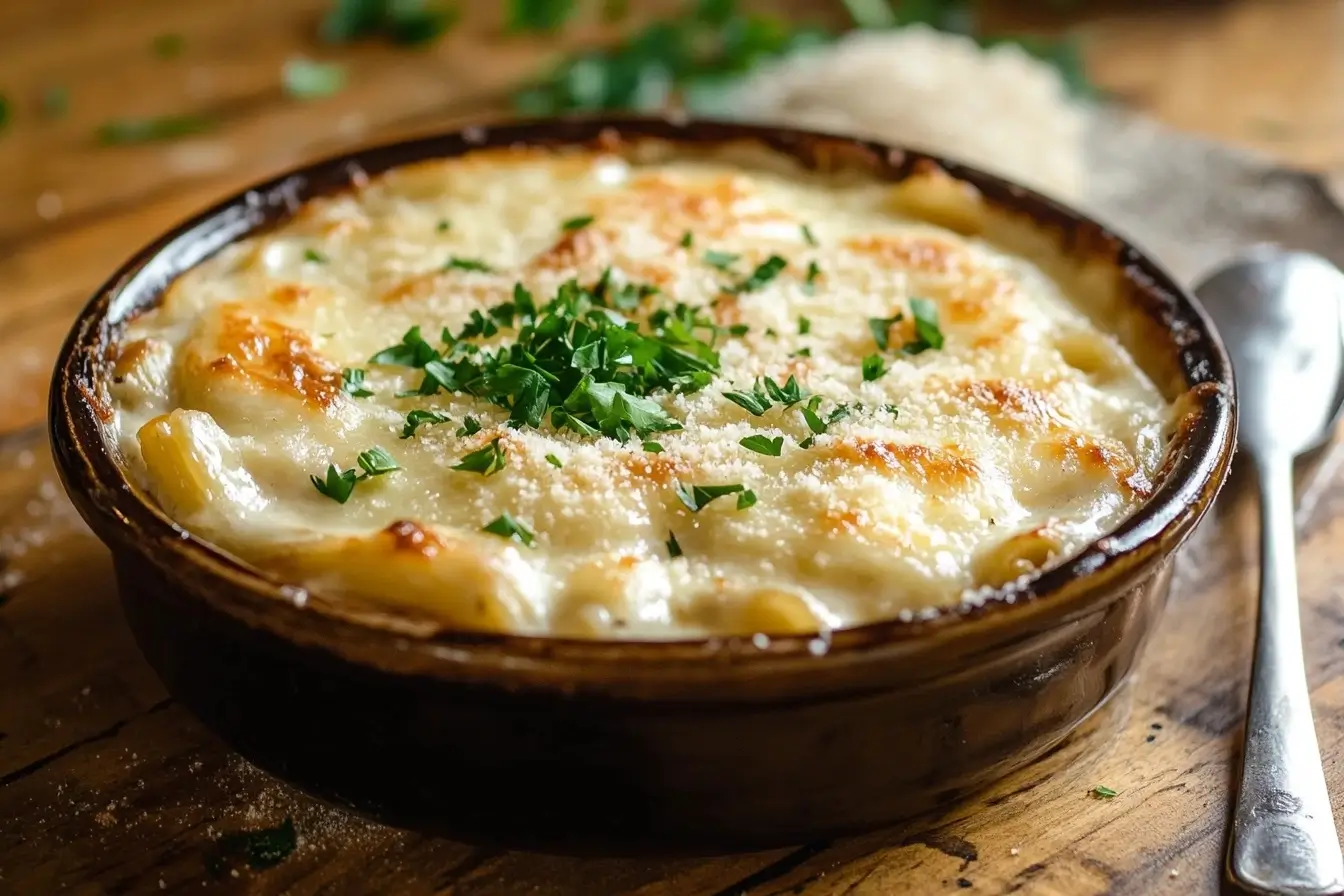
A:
[107,146,1173,639]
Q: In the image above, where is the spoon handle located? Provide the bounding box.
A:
[1229,452,1344,895]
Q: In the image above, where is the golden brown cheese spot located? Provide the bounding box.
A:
[266,283,313,307]
[112,338,162,383]
[819,506,869,536]
[380,272,505,306]
[528,225,607,272]
[959,379,1068,433]
[596,173,786,243]
[833,439,980,491]
[384,519,445,559]
[202,304,343,408]
[620,451,691,487]
[1046,432,1152,496]
[845,233,963,276]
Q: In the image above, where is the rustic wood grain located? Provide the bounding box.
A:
[2,0,1343,893]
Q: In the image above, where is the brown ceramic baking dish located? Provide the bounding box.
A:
[49,117,1235,855]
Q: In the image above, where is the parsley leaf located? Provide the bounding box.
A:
[799,395,851,438]
[311,446,398,502]
[674,481,745,512]
[883,404,900,418]
[401,409,450,438]
[283,57,347,100]
[740,435,783,457]
[731,255,787,293]
[862,353,888,382]
[482,511,535,546]
[679,230,694,248]
[444,256,494,273]
[456,416,482,437]
[903,297,945,354]
[303,248,328,264]
[736,489,757,510]
[803,260,821,295]
[703,249,739,270]
[800,223,818,246]
[727,323,750,337]
[561,214,594,231]
[356,446,399,476]
[1092,785,1118,799]
[545,453,563,468]
[96,114,213,145]
[210,817,297,873]
[723,387,771,416]
[642,441,664,453]
[666,530,683,557]
[311,465,358,503]
[453,437,507,476]
[868,314,903,352]
[762,374,806,408]
[320,0,457,45]
[341,368,374,398]
[798,316,811,335]
[507,0,577,32]
[436,219,451,232]
[369,325,439,367]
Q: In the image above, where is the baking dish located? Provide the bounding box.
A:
[49,117,1235,854]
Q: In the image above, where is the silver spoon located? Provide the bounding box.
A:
[1196,248,1344,895]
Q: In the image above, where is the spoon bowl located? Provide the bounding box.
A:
[1199,250,1344,458]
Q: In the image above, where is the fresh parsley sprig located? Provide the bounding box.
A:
[310,447,400,503]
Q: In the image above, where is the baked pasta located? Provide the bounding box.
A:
[106,142,1173,638]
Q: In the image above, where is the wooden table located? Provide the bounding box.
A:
[2,2,1343,893]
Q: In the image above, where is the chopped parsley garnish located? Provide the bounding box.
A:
[310,447,399,503]
[482,511,535,546]
[282,57,347,100]
[209,817,297,873]
[679,230,694,248]
[370,325,440,367]
[702,249,739,270]
[367,274,716,442]
[868,314,903,352]
[341,367,374,398]
[739,434,783,457]
[545,453,563,468]
[357,446,399,476]
[507,0,578,32]
[453,437,507,476]
[96,114,213,145]
[765,328,778,338]
[1092,785,1118,799]
[303,248,327,264]
[456,416,482,437]
[561,214,594,231]
[791,347,812,358]
[723,374,806,416]
[883,404,900,418]
[674,481,746,512]
[151,33,184,59]
[736,489,758,510]
[723,387,771,416]
[798,316,811,335]
[727,323,750,337]
[730,254,787,293]
[666,530,683,557]
[444,256,494,273]
[803,260,821,295]
[321,0,457,45]
[800,395,849,437]
[861,353,888,382]
[436,219,451,232]
[801,223,818,246]
[0,95,8,132]
[903,297,945,354]
[642,441,664,453]
[401,409,450,438]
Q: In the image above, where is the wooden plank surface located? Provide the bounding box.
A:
[2,1,1343,893]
